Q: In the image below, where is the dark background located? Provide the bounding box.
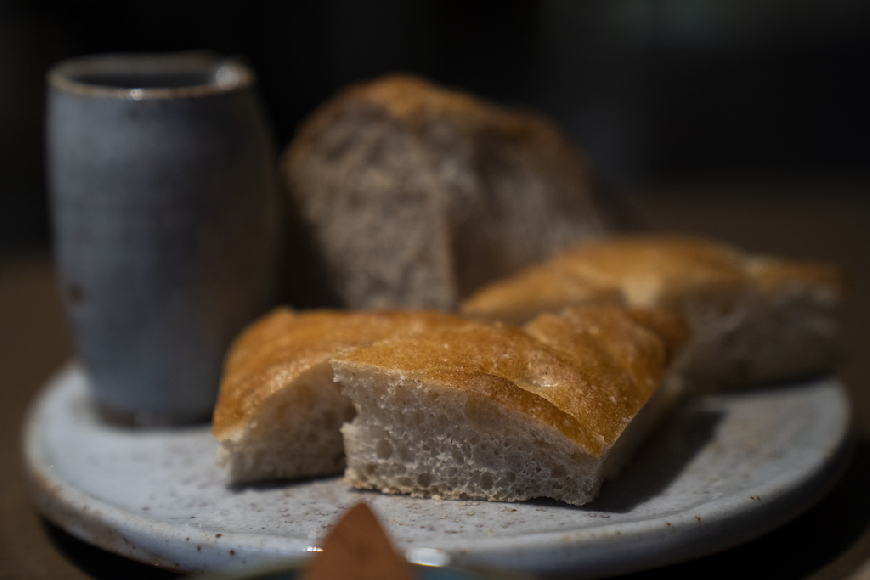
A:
[2,4,870,578]
[1,0,868,250]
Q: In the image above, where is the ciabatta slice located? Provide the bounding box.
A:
[212,308,465,483]
[334,307,687,506]
[461,235,844,389]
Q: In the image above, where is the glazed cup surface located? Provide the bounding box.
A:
[48,52,279,426]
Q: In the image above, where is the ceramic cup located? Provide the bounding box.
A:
[47,52,279,426]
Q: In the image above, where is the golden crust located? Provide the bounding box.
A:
[461,234,845,322]
[528,306,690,391]
[331,308,677,458]
[212,308,466,440]
[460,262,625,325]
[551,235,747,309]
[744,256,846,299]
[288,74,584,161]
[617,307,694,363]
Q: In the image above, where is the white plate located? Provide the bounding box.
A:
[24,364,851,578]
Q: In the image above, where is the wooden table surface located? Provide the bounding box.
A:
[2,177,869,579]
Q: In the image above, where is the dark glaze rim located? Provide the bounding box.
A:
[48,51,253,100]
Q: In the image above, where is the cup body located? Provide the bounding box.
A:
[48,52,279,426]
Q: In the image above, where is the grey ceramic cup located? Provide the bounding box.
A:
[47,52,279,426]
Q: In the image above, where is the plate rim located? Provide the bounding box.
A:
[23,363,853,577]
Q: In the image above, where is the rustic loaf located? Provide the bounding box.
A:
[461,234,845,389]
[212,307,466,484]
[333,306,688,506]
[281,74,609,310]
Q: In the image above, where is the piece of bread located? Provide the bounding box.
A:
[301,503,414,580]
[212,307,466,484]
[281,74,609,311]
[461,234,845,389]
[332,306,688,506]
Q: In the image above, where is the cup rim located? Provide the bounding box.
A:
[47,51,254,100]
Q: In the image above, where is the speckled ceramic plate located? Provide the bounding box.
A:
[24,364,851,579]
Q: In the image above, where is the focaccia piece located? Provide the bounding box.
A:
[212,307,466,484]
[281,74,610,311]
[333,306,687,506]
[461,235,844,389]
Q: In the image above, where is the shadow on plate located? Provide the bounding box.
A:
[614,438,870,579]
[578,406,725,514]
